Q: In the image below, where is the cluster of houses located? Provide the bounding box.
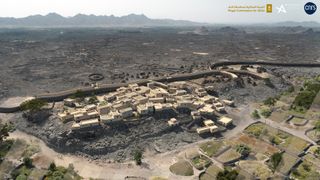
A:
[57,81,234,134]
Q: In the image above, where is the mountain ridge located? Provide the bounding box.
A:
[0,13,205,27]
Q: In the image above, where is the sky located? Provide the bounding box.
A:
[0,0,319,23]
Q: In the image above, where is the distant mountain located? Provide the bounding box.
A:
[0,13,205,27]
[273,21,320,27]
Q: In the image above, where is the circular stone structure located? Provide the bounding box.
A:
[88,73,104,81]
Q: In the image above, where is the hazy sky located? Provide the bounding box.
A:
[0,0,319,23]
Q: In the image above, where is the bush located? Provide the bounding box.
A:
[251,110,260,119]
[292,80,320,113]
[236,144,251,157]
[263,97,277,106]
[270,152,283,171]
[20,99,47,112]
[23,157,33,168]
[260,108,272,118]
[217,168,238,180]
[133,150,143,165]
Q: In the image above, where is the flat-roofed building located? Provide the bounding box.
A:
[201,95,214,103]
[146,102,154,113]
[137,104,149,115]
[195,88,207,97]
[168,87,177,94]
[191,111,201,120]
[97,104,111,115]
[215,106,225,113]
[222,99,234,106]
[79,119,100,128]
[154,103,163,112]
[58,112,74,122]
[149,97,165,103]
[153,88,169,97]
[104,93,117,102]
[168,118,179,126]
[71,123,81,130]
[218,116,233,126]
[74,113,89,122]
[85,104,97,111]
[192,101,205,109]
[199,105,215,115]
[137,86,150,95]
[64,98,76,107]
[163,103,173,110]
[175,90,187,96]
[203,119,214,127]
[128,83,139,89]
[196,127,210,134]
[209,125,218,133]
[177,100,193,108]
[133,95,148,104]
[169,81,187,89]
[213,102,223,108]
[113,102,129,110]
[119,107,133,118]
[166,98,176,103]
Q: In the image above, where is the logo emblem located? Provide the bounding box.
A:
[304,2,317,15]
[266,4,273,13]
[276,5,287,13]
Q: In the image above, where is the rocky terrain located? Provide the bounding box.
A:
[0,26,320,101]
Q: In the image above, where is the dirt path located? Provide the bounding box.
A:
[8,130,202,180]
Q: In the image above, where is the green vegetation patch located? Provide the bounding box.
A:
[45,163,82,180]
[20,99,48,112]
[291,79,320,113]
[216,148,241,164]
[278,136,310,155]
[291,161,320,180]
[169,160,194,176]
[290,117,307,126]
[276,153,299,175]
[199,140,225,157]
[244,123,266,138]
[191,155,211,170]
[238,160,272,180]
[0,139,13,162]
[260,107,272,118]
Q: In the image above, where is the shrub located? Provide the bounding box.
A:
[20,99,47,112]
[217,168,238,180]
[23,157,33,168]
[263,97,277,106]
[251,110,260,119]
[236,144,251,157]
[133,150,143,165]
[270,152,283,171]
[260,108,272,118]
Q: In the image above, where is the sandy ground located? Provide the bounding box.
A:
[7,129,204,180]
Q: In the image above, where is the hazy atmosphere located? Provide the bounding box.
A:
[0,0,319,23]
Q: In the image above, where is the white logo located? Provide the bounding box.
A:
[276,5,287,13]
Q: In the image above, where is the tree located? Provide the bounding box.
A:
[133,150,143,165]
[270,152,282,172]
[236,144,251,157]
[260,108,272,118]
[263,97,277,106]
[251,110,260,119]
[315,121,320,135]
[23,157,33,168]
[217,168,238,180]
[20,99,47,112]
[49,162,57,171]
[0,123,10,143]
